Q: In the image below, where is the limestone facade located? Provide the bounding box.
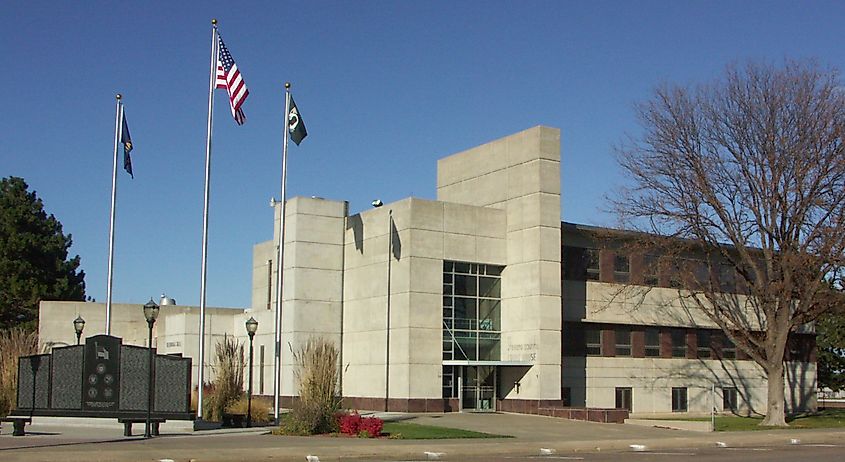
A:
[38,126,816,415]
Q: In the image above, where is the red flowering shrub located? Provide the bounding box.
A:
[338,412,361,434]
[358,416,384,437]
[337,412,383,437]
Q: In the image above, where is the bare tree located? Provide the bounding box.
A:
[614,60,845,426]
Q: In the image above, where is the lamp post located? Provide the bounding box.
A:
[143,299,160,438]
[371,199,391,411]
[73,316,86,345]
[245,316,258,427]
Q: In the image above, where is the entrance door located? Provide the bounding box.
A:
[461,366,496,411]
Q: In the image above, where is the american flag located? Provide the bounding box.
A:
[215,30,248,125]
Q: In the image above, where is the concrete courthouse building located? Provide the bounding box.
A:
[40,126,816,416]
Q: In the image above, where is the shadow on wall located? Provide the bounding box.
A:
[498,366,530,399]
[627,292,766,416]
[347,214,364,253]
[786,360,817,412]
[345,212,402,260]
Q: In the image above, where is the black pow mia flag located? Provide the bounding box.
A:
[288,96,307,145]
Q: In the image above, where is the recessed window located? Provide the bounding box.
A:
[643,255,659,286]
[723,387,738,412]
[672,387,688,412]
[667,258,684,288]
[585,249,600,281]
[720,334,736,359]
[615,328,631,356]
[615,387,633,411]
[645,328,660,357]
[614,254,630,283]
[586,327,602,356]
[696,331,711,359]
[719,264,736,292]
[671,330,687,358]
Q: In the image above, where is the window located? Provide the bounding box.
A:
[442,366,456,398]
[443,261,504,364]
[585,327,602,356]
[615,387,633,411]
[723,387,738,412]
[645,328,660,357]
[691,260,709,289]
[719,264,736,292]
[668,258,683,288]
[672,387,688,412]
[720,334,736,359]
[671,330,687,358]
[696,331,711,359]
[585,249,600,281]
[643,255,659,286]
[614,254,630,283]
[615,328,631,356]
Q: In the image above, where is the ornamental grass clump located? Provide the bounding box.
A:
[204,335,244,422]
[225,395,274,424]
[0,328,38,417]
[281,337,341,435]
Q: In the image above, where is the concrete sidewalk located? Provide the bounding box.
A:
[1,412,844,462]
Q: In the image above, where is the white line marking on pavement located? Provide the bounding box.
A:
[505,457,585,460]
[632,452,696,456]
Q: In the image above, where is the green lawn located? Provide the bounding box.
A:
[667,409,845,431]
[382,421,510,439]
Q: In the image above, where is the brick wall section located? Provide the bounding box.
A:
[632,329,645,358]
[686,331,697,359]
[496,399,628,423]
[629,253,645,285]
[660,329,672,358]
[274,396,460,413]
[601,329,615,357]
[599,250,615,283]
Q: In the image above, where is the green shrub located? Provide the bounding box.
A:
[0,328,38,417]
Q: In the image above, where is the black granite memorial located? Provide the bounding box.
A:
[14,335,193,420]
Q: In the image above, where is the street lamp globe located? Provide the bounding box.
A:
[73,315,85,345]
[245,317,258,337]
[143,299,160,325]
[73,316,86,335]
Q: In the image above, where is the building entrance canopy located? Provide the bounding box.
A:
[442,360,532,367]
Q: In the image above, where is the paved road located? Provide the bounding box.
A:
[456,444,845,462]
[2,413,845,461]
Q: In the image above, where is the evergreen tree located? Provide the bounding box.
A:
[0,177,85,329]
[817,309,845,393]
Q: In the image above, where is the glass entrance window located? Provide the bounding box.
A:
[443,261,504,363]
[461,366,496,411]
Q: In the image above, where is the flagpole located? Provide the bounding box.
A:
[105,94,123,336]
[197,18,218,422]
[273,82,292,422]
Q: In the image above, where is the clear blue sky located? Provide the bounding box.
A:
[2,1,843,309]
